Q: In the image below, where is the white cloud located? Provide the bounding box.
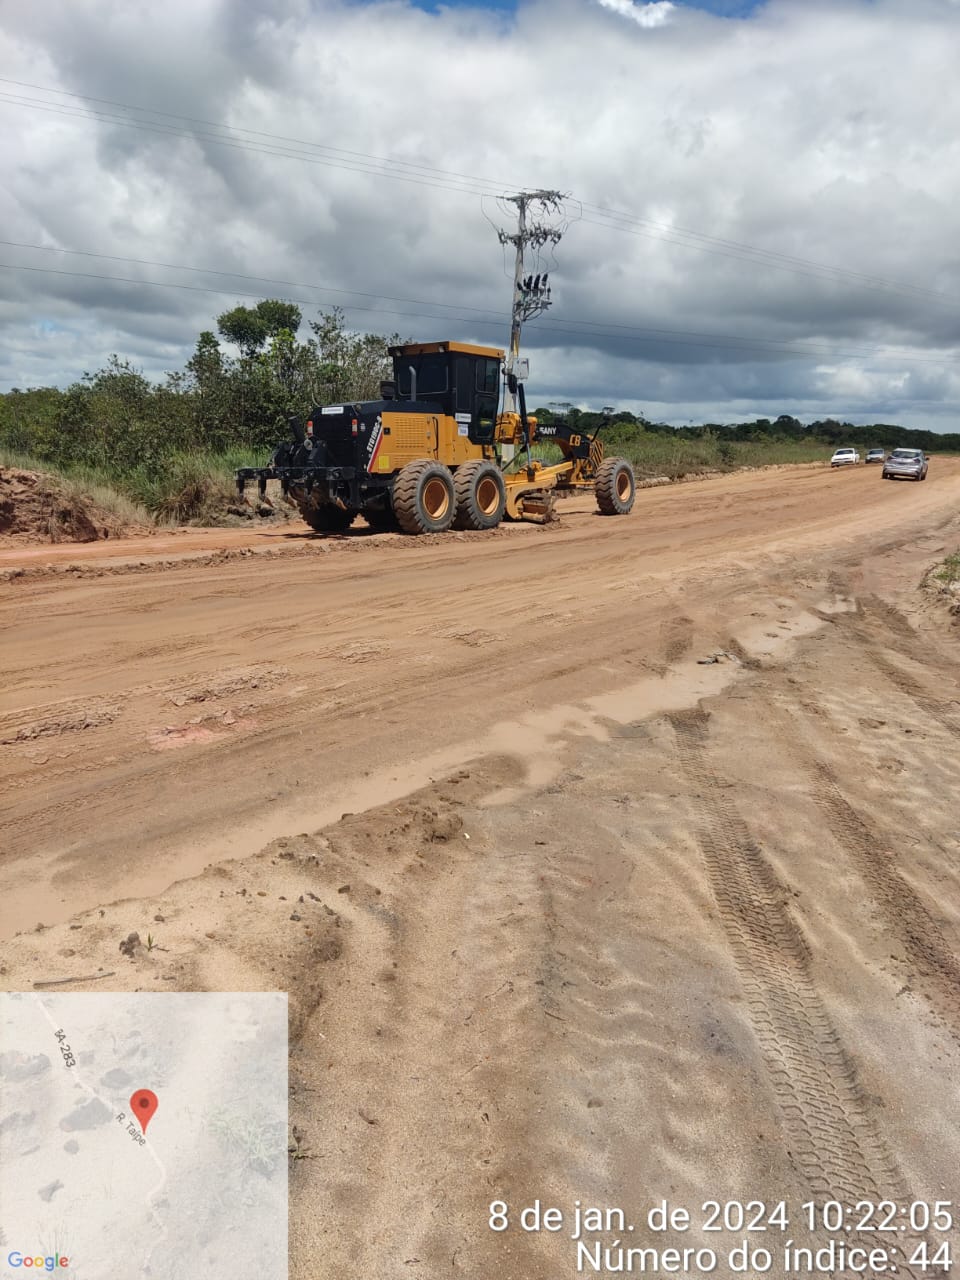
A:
[0,0,959,429]
[594,0,676,27]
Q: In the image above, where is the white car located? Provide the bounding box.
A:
[830,447,861,467]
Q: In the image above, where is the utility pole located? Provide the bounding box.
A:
[494,190,567,413]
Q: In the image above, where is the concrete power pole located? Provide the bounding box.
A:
[495,190,567,413]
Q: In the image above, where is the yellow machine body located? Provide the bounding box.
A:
[369,410,491,475]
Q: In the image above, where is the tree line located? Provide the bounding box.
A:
[535,408,960,453]
[0,304,400,474]
[1,302,956,477]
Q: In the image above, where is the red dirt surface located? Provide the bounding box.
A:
[2,458,960,1279]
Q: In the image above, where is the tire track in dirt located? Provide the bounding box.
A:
[824,593,960,733]
[472,783,743,1253]
[812,763,960,1032]
[756,673,960,1042]
[524,831,726,1207]
[860,647,960,738]
[288,766,563,1280]
[661,613,694,665]
[668,706,921,1220]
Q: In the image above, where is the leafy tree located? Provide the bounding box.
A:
[255,300,302,338]
[216,301,303,357]
[309,307,400,403]
[217,305,269,357]
[186,331,232,447]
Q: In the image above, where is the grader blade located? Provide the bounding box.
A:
[518,490,558,524]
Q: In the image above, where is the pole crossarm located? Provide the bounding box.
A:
[491,189,570,409]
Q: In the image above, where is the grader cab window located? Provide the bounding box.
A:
[395,353,448,400]
[475,399,497,443]
[472,359,501,442]
[477,359,500,396]
[455,357,473,413]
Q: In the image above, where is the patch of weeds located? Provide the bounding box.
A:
[932,551,960,586]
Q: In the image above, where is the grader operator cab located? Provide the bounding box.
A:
[236,340,636,534]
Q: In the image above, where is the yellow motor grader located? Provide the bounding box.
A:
[236,340,636,534]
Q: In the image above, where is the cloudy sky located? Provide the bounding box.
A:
[1,0,959,428]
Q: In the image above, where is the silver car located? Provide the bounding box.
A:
[865,448,886,464]
[882,448,928,481]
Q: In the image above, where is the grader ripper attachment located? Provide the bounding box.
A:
[236,341,636,535]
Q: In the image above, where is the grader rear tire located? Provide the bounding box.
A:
[392,460,457,534]
[364,506,400,532]
[453,460,506,530]
[302,504,356,533]
[595,457,636,515]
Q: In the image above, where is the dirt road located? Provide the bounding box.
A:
[3,459,960,1278]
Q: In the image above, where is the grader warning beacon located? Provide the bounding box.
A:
[236,341,636,534]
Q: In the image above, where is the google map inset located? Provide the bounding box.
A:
[0,992,287,1279]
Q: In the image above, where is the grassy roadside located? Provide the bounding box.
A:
[518,434,833,478]
[2,437,832,532]
[922,549,960,621]
[611,432,833,477]
[0,446,270,526]
[0,447,155,529]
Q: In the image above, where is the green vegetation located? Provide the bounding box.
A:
[0,305,398,523]
[531,407,960,474]
[1,301,956,524]
[518,429,832,479]
[615,431,821,476]
[0,445,153,529]
[932,551,960,586]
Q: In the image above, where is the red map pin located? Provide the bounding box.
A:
[130,1089,158,1134]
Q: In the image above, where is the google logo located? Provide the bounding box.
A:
[7,1254,70,1271]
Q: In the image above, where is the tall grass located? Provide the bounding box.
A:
[2,433,832,531]
[0,446,153,527]
[119,449,271,522]
[1,446,271,526]
[610,432,832,477]
[932,551,960,586]
[512,432,832,479]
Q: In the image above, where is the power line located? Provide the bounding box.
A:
[579,201,960,305]
[577,207,960,310]
[0,239,508,319]
[0,259,954,366]
[0,75,519,192]
[3,240,953,363]
[1,240,957,363]
[0,93,498,198]
[2,76,957,312]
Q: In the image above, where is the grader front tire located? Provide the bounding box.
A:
[453,461,506,531]
[595,457,636,516]
[393,460,457,534]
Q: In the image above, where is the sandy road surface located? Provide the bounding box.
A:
[2,459,960,1279]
